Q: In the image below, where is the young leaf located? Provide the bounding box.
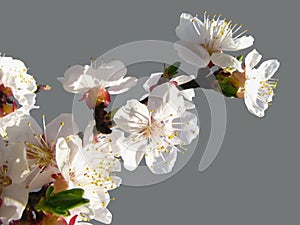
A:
[163,62,181,79]
[35,187,90,217]
[237,55,243,62]
[45,186,54,198]
[219,77,238,98]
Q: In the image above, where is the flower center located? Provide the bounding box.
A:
[0,84,18,118]
[25,120,65,169]
[140,118,161,138]
[201,14,232,54]
[140,116,177,142]
[26,138,56,169]
[260,79,278,91]
[0,165,12,195]
[80,87,111,109]
[199,12,247,54]
[256,79,278,102]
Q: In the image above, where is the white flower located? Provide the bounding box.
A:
[59,60,137,108]
[243,49,280,117]
[175,12,254,71]
[141,72,196,109]
[56,131,122,225]
[0,140,30,224]
[5,113,79,190]
[0,56,38,137]
[114,83,199,174]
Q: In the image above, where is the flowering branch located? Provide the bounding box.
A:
[0,10,280,225]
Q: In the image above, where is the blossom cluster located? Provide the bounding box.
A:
[0,11,280,225]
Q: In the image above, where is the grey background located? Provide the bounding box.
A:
[0,0,299,224]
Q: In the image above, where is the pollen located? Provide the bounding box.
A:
[168,134,175,139]
[0,165,12,194]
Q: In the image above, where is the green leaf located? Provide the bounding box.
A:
[35,187,90,217]
[215,74,226,81]
[163,62,181,79]
[219,77,238,98]
[237,55,243,62]
[45,186,54,198]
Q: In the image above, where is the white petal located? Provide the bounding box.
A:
[94,60,127,83]
[0,106,37,137]
[2,143,29,183]
[95,129,124,159]
[148,83,186,120]
[5,115,42,145]
[84,188,110,209]
[110,176,122,189]
[62,65,96,93]
[6,73,37,106]
[184,100,196,110]
[93,208,112,224]
[7,72,37,92]
[244,92,265,117]
[145,143,178,174]
[55,137,71,176]
[244,77,276,118]
[171,111,200,145]
[94,175,122,191]
[175,13,202,44]
[14,93,36,107]
[0,57,26,76]
[0,183,29,223]
[107,76,137,94]
[256,59,280,80]
[0,57,37,107]
[245,49,262,69]
[139,92,150,101]
[68,205,94,224]
[143,72,163,92]
[120,138,147,171]
[174,41,210,68]
[244,80,265,117]
[211,52,244,72]
[46,113,79,143]
[83,120,96,146]
[56,135,82,179]
[171,75,195,85]
[0,203,20,224]
[113,99,149,134]
[222,35,254,51]
[66,135,84,162]
[180,89,195,101]
[82,143,121,173]
[28,166,59,190]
